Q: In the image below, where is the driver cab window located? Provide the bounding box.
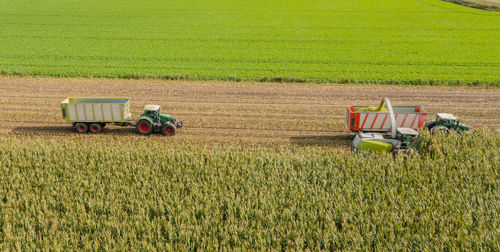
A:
[148,111,159,120]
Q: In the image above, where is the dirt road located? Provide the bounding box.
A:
[1,77,499,148]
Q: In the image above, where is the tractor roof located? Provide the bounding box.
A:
[437,113,456,120]
[144,104,161,111]
[397,128,418,136]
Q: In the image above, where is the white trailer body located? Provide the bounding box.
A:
[61,97,132,123]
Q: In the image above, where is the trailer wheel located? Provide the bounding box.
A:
[136,119,153,135]
[75,123,88,133]
[431,126,449,135]
[89,123,102,134]
[162,122,176,136]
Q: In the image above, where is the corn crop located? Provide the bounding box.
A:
[0,131,498,250]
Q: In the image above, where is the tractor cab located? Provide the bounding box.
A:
[436,113,457,126]
[143,105,161,123]
[396,128,418,149]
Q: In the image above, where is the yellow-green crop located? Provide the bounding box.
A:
[0,131,498,250]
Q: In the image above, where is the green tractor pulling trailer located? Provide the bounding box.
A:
[61,97,182,136]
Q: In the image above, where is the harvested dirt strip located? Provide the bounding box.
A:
[0,77,499,148]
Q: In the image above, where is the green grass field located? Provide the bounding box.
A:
[0,0,499,85]
[0,132,498,250]
[443,0,500,11]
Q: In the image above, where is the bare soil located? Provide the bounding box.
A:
[442,0,500,11]
[1,77,499,148]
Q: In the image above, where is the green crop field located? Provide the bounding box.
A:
[0,0,499,85]
[0,132,498,250]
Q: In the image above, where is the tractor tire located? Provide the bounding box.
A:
[75,123,88,133]
[431,126,449,135]
[89,123,102,134]
[162,122,176,136]
[136,119,153,135]
[425,122,436,131]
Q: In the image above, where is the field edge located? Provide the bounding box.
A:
[1,71,498,88]
[441,0,500,11]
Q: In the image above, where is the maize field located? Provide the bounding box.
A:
[0,131,498,250]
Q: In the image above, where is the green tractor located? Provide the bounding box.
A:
[136,105,183,136]
[425,113,470,134]
[61,98,183,136]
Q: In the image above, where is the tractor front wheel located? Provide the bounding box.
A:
[89,123,102,134]
[75,123,88,133]
[162,122,176,136]
[136,120,153,135]
[425,122,435,131]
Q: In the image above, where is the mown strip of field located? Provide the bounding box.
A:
[1,77,499,147]
[0,0,499,85]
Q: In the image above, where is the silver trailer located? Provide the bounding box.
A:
[61,97,132,133]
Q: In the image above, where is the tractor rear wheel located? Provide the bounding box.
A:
[89,123,102,134]
[75,123,88,133]
[162,122,176,136]
[136,119,153,135]
[431,126,449,135]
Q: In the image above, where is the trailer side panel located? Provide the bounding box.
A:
[346,105,427,132]
[61,97,131,123]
